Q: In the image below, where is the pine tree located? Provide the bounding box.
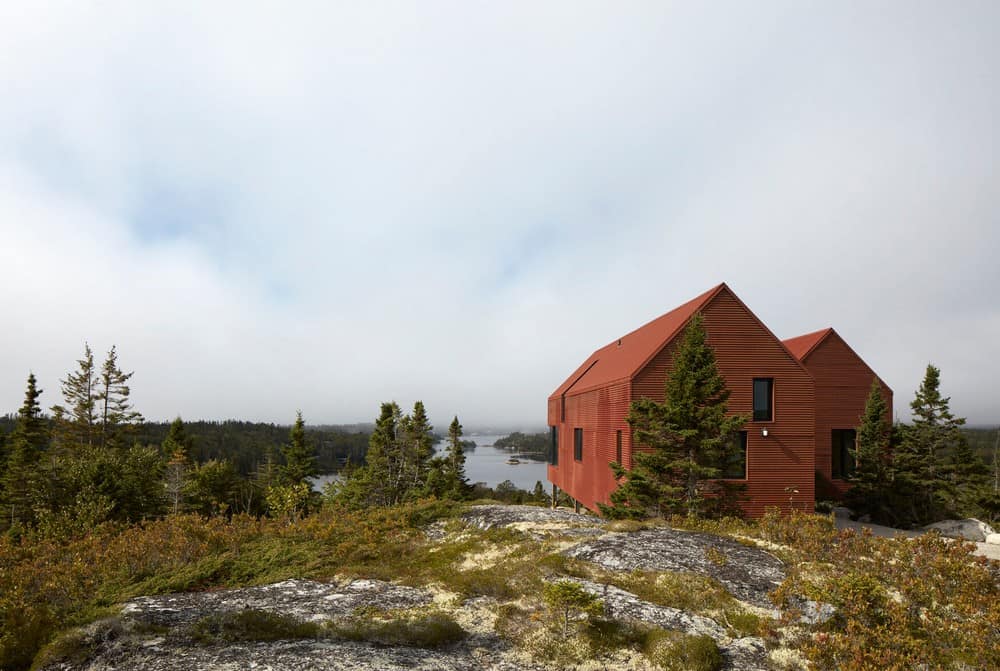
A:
[846,380,895,523]
[51,343,97,450]
[894,364,968,524]
[1,373,49,527]
[599,314,747,518]
[95,345,143,449]
[278,411,317,486]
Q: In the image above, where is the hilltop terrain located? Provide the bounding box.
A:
[21,504,999,671]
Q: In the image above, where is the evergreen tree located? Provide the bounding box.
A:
[95,346,143,449]
[948,434,994,519]
[278,411,317,486]
[162,417,193,514]
[1,373,49,527]
[846,380,895,523]
[51,343,97,450]
[599,314,747,518]
[893,364,969,524]
[403,401,435,496]
[439,415,470,498]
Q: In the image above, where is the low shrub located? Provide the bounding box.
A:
[190,609,322,644]
[643,630,723,671]
[328,611,466,648]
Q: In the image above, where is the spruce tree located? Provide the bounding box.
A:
[600,314,747,518]
[846,380,895,523]
[404,401,435,496]
[95,345,143,449]
[335,402,403,507]
[51,343,97,450]
[278,411,317,486]
[1,373,48,527]
[894,364,969,524]
[443,415,470,498]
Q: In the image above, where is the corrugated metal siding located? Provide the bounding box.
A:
[547,379,631,511]
[631,288,817,517]
[551,286,817,517]
[801,333,893,499]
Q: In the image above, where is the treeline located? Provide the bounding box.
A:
[133,421,369,476]
[0,343,519,538]
[493,431,548,457]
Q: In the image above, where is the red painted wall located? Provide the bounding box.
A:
[548,286,817,517]
[799,332,893,499]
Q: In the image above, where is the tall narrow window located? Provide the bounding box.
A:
[722,431,748,479]
[753,378,773,421]
[616,430,622,464]
[549,426,558,466]
[832,429,856,479]
[574,428,583,461]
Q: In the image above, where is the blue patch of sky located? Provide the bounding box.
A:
[129,179,229,246]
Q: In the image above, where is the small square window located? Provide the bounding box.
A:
[722,431,748,479]
[574,428,583,461]
[753,378,773,421]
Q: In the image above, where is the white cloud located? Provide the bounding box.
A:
[1,2,998,426]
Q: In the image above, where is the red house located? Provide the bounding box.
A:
[546,283,891,517]
[782,328,893,501]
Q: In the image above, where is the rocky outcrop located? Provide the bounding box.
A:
[39,506,788,671]
[572,579,768,671]
[122,579,432,628]
[460,504,607,538]
[566,528,785,610]
[924,518,996,543]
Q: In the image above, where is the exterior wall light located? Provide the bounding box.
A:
[761,428,769,438]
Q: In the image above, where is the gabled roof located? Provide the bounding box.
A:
[782,327,890,391]
[549,283,726,400]
[781,327,833,362]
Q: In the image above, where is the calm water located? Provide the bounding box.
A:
[310,433,549,492]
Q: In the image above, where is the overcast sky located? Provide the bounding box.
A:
[1,2,998,429]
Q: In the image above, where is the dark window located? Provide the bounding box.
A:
[574,428,583,461]
[616,430,622,464]
[549,426,558,466]
[722,431,748,479]
[832,429,856,479]
[753,378,773,421]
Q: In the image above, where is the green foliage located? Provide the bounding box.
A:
[879,364,994,526]
[845,381,895,523]
[278,411,317,486]
[439,416,471,499]
[265,482,312,522]
[190,609,322,643]
[50,343,97,451]
[185,459,242,516]
[1,374,49,528]
[601,314,748,518]
[644,630,723,671]
[163,417,192,515]
[134,419,370,477]
[93,346,143,450]
[542,580,603,639]
[332,402,472,509]
[494,431,549,456]
[327,610,466,648]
